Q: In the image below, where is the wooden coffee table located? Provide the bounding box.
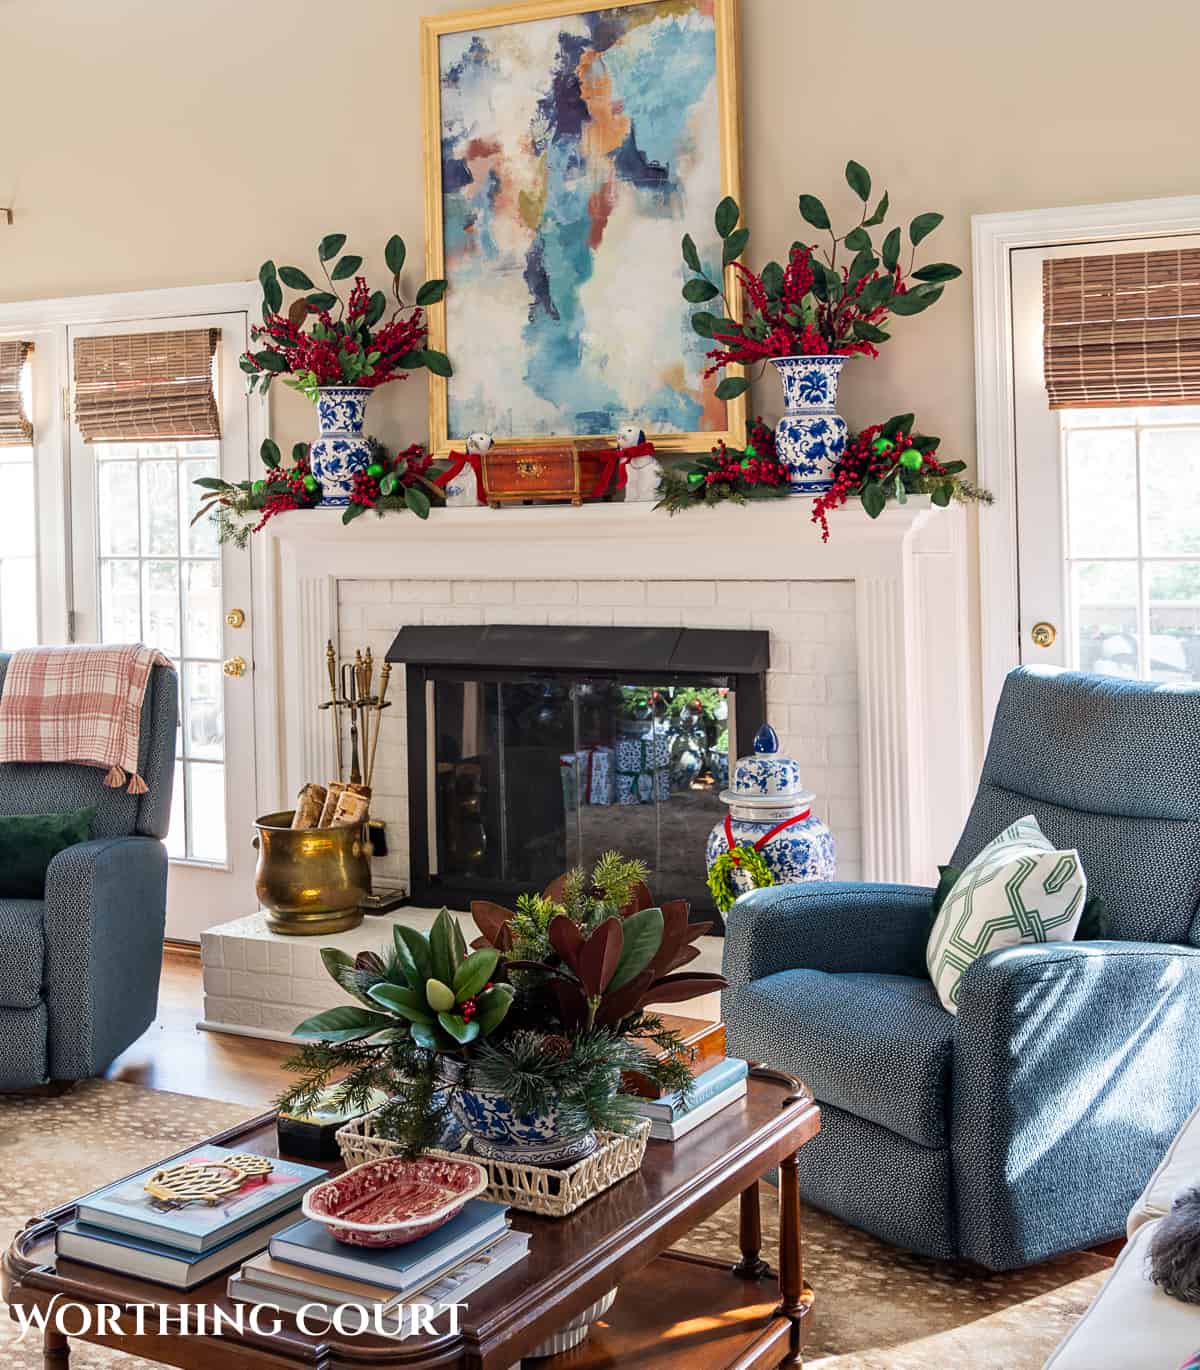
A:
[4,1067,820,1369]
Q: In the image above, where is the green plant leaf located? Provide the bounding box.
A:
[379,473,398,497]
[416,279,447,306]
[331,254,363,281]
[682,278,720,304]
[931,481,953,507]
[845,160,871,201]
[714,196,740,239]
[193,476,232,491]
[421,348,453,377]
[880,227,902,273]
[278,265,314,290]
[289,442,307,466]
[318,233,347,262]
[847,248,878,287]
[410,1021,439,1049]
[365,290,387,326]
[798,194,831,232]
[367,983,436,1024]
[864,191,890,227]
[911,262,962,283]
[291,1005,394,1043]
[394,924,431,983]
[453,948,499,1001]
[715,376,748,401]
[255,350,288,373]
[888,284,944,315]
[305,291,339,312]
[691,311,716,338]
[404,485,431,519]
[384,234,407,276]
[437,1012,481,1045]
[429,909,456,987]
[474,982,515,1035]
[853,320,890,342]
[319,946,355,985]
[258,260,277,291]
[681,233,701,272]
[607,906,664,992]
[882,413,915,440]
[712,316,742,336]
[909,212,944,246]
[342,503,366,524]
[843,226,872,253]
[860,482,888,518]
[761,260,784,299]
[722,227,749,265]
[260,439,281,469]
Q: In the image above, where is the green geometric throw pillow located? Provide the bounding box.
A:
[925,814,1087,1014]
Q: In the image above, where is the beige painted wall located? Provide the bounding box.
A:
[2,0,1198,731]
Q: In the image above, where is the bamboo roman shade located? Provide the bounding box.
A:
[1043,248,1200,408]
[73,328,221,443]
[0,340,33,447]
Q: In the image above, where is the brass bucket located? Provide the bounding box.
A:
[253,811,368,936]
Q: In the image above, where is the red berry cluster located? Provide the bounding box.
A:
[252,462,320,532]
[460,997,478,1022]
[811,424,946,542]
[347,443,433,511]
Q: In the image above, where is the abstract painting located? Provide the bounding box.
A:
[421,0,743,456]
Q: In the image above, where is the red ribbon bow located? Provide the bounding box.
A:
[591,440,657,499]
[432,450,487,505]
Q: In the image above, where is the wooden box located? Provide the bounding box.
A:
[482,443,582,507]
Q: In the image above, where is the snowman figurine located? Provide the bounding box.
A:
[618,424,661,503]
[444,431,492,507]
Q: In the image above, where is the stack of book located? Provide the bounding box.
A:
[623,1017,748,1141]
[56,1145,327,1289]
[228,1201,527,1324]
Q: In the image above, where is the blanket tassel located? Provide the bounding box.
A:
[104,766,127,789]
[126,772,149,795]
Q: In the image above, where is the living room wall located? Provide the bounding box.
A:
[2,0,1198,733]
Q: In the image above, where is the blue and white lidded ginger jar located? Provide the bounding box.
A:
[310,386,373,507]
[705,723,836,899]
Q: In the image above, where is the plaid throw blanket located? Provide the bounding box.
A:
[0,644,171,793]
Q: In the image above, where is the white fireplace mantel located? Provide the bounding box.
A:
[252,498,975,886]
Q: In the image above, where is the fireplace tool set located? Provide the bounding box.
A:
[251,642,404,936]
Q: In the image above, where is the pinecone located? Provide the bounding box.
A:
[540,1034,572,1061]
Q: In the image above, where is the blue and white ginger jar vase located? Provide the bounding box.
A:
[310,386,373,507]
[770,355,848,497]
[705,723,835,900]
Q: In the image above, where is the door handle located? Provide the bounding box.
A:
[225,608,246,629]
[1030,622,1057,648]
[223,655,248,678]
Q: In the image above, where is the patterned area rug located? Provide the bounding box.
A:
[0,1081,1107,1368]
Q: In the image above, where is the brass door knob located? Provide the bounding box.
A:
[225,607,246,629]
[223,655,248,678]
[1030,622,1057,648]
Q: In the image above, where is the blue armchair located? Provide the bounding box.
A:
[0,653,178,1090]
[722,667,1200,1270]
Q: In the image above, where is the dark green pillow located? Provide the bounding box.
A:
[0,806,97,898]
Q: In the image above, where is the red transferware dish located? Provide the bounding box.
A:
[302,1155,488,1247]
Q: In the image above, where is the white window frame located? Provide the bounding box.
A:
[972,194,1200,732]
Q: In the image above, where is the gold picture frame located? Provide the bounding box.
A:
[420,0,745,460]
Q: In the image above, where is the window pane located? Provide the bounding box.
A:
[1142,429,1200,555]
[166,761,185,860]
[0,558,37,649]
[140,460,179,556]
[1065,429,1137,557]
[1148,562,1200,684]
[180,458,219,557]
[100,559,141,642]
[183,659,224,761]
[1072,560,1138,676]
[97,461,139,557]
[141,559,180,654]
[182,559,221,658]
[0,461,36,559]
[186,762,226,862]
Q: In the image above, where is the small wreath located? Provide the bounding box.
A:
[707,843,775,914]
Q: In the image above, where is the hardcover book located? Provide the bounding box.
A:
[646,1078,748,1142]
[631,1057,749,1123]
[76,1146,326,1253]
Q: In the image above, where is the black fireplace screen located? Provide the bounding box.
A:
[388,626,768,922]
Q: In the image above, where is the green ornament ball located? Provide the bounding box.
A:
[686,472,705,486]
[744,444,757,458]
[740,457,752,469]
[899,449,923,471]
[302,475,318,493]
[366,462,384,478]
[871,437,894,455]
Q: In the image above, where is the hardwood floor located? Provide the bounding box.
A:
[105,946,293,1109]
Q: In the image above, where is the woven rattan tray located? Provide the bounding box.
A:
[336,1109,650,1219]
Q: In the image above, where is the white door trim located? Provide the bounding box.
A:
[972,194,1200,729]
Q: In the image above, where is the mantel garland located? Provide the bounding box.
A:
[656,418,790,513]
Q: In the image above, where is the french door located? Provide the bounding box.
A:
[68,311,257,941]
[1012,235,1200,684]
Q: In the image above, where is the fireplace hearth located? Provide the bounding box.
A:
[386,625,769,922]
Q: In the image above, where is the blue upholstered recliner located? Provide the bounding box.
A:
[723,667,1200,1270]
[0,653,178,1090]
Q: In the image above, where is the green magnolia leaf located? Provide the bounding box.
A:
[331,254,363,281]
[291,442,308,465]
[394,924,432,984]
[911,262,963,284]
[607,906,664,993]
[405,485,431,519]
[258,260,277,291]
[681,233,701,272]
[722,227,749,265]
[342,503,367,524]
[318,233,347,262]
[882,413,915,440]
[291,1005,394,1043]
[262,281,283,316]
[860,482,888,519]
[379,473,398,497]
[761,260,784,299]
[895,473,908,504]
[365,290,387,326]
[278,265,314,290]
[888,284,944,316]
[453,948,499,1001]
[845,160,871,201]
[260,439,281,468]
[931,481,954,507]
[843,226,872,253]
[256,350,288,373]
[938,459,965,473]
[305,291,339,312]
[474,983,514,1035]
[691,311,716,339]
[880,227,902,273]
[909,212,944,246]
[416,279,447,306]
[319,946,355,984]
[715,376,749,401]
[419,349,452,378]
[367,983,436,1024]
[429,910,456,987]
[437,1012,481,1046]
[798,194,831,232]
[384,234,407,276]
[712,316,742,336]
[714,195,740,239]
[682,278,719,304]
[864,191,890,228]
[410,1021,439,1050]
